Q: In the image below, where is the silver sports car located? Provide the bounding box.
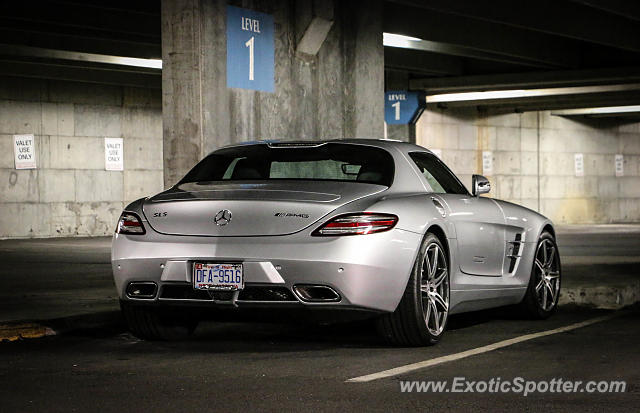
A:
[112,139,561,345]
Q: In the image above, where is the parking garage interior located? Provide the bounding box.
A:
[0,1,639,411]
[1,0,640,237]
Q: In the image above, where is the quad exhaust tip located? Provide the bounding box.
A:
[126,282,158,299]
[292,284,341,302]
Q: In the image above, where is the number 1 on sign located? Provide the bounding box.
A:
[392,101,401,120]
[245,36,255,81]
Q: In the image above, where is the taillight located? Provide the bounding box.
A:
[312,213,398,236]
[116,212,146,235]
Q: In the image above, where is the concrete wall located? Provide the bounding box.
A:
[417,108,640,224]
[0,76,163,238]
[162,0,384,187]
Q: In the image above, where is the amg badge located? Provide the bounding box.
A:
[274,212,310,218]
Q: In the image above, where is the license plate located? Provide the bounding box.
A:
[193,263,243,291]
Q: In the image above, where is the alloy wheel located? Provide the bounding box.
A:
[420,243,449,336]
[534,239,561,311]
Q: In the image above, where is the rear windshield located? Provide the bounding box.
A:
[178,143,395,186]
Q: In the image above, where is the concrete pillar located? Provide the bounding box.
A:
[161,0,384,187]
[161,0,205,187]
[340,0,384,139]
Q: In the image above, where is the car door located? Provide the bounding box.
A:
[408,152,506,277]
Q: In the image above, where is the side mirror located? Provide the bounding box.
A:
[472,174,491,196]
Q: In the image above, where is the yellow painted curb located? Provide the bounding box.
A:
[0,323,56,342]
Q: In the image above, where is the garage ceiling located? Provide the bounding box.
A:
[1,0,639,113]
[0,0,161,88]
[384,0,640,113]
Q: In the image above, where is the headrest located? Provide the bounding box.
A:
[356,164,383,183]
[231,159,262,179]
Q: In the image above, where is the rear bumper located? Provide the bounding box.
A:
[111,227,421,313]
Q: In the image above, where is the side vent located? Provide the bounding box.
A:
[507,233,524,273]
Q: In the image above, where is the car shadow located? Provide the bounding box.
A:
[45,305,534,352]
[446,305,524,331]
[135,305,528,352]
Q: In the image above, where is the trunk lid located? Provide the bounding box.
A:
[142,181,386,236]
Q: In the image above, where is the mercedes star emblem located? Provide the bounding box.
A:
[214,209,232,226]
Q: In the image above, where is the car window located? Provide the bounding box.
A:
[409,152,469,195]
[179,143,394,186]
[270,160,358,180]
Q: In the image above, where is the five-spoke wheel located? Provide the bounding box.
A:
[420,243,449,336]
[377,232,450,346]
[520,231,561,318]
[533,238,561,311]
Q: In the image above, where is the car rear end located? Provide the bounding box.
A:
[111,142,422,317]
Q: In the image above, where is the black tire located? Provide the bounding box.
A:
[376,233,450,346]
[519,231,561,319]
[120,301,198,340]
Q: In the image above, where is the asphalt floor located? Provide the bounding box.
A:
[1,306,637,412]
[0,226,638,412]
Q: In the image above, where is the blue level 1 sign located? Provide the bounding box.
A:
[385,91,424,124]
[227,6,274,92]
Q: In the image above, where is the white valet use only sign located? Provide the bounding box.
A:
[105,138,124,171]
[13,134,36,169]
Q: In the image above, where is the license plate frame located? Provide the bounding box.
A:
[193,262,243,291]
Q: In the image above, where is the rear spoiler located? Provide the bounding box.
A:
[267,142,327,148]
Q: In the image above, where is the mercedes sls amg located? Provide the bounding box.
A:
[112,140,561,346]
